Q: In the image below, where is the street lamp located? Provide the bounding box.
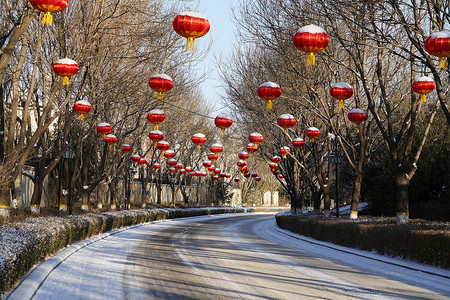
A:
[62,147,75,214]
[329,149,343,217]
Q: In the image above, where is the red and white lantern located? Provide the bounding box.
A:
[192,133,206,151]
[272,156,282,165]
[164,150,175,159]
[131,155,140,164]
[277,114,296,133]
[347,108,367,133]
[97,123,112,138]
[234,178,241,183]
[424,31,450,69]
[73,100,92,121]
[148,130,164,147]
[122,144,131,154]
[152,163,161,170]
[279,146,290,159]
[203,160,212,168]
[210,143,223,154]
[248,133,263,148]
[330,82,353,109]
[238,151,250,161]
[173,11,210,50]
[246,143,258,155]
[214,114,233,136]
[305,127,320,142]
[257,82,282,109]
[148,74,173,100]
[104,134,117,148]
[29,0,68,25]
[412,76,435,103]
[53,58,79,85]
[147,109,166,130]
[207,152,219,162]
[292,137,305,152]
[293,25,329,66]
[156,141,170,155]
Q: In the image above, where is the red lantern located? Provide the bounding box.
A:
[97,123,112,138]
[164,150,175,159]
[156,141,170,155]
[293,24,329,66]
[168,158,177,166]
[237,160,247,168]
[152,163,161,170]
[269,162,278,171]
[73,100,92,121]
[192,133,207,151]
[292,137,305,151]
[185,166,193,173]
[122,144,131,154]
[148,130,164,147]
[213,175,219,181]
[305,127,320,142]
[131,155,140,164]
[29,0,68,25]
[330,82,353,109]
[240,166,248,173]
[424,31,450,69]
[147,109,166,130]
[248,133,263,147]
[173,11,210,50]
[207,165,216,172]
[214,168,221,175]
[225,173,231,179]
[238,151,250,161]
[272,156,282,165]
[255,176,261,182]
[219,172,227,178]
[201,172,207,177]
[279,146,291,159]
[175,163,183,170]
[210,143,223,154]
[234,178,241,183]
[347,109,367,133]
[53,59,79,85]
[148,74,173,100]
[251,172,258,178]
[214,114,233,136]
[278,175,284,179]
[257,82,282,109]
[244,172,251,178]
[246,143,258,155]
[169,167,176,174]
[203,160,212,168]
[180,169,186,174]
[138,158,147,167]
[104,134,117,148]
[207,152,219,162]
[412,76,435,102]
[277,114,296,133]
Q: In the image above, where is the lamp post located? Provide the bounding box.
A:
[126,166,136,209]
[62,147,75,214]
[329,140,343,217]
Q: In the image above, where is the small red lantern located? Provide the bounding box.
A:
[175,163,183,170]
[97,123,112,138]
[234,178,241,183]
[213,175,219,181]
[169,167,176,175]
[185,166,193,173]
[147,109,166,130]
[180,169,186,174]
[330,82,353,109]
[279,146,291,159]
[347,109,367,133]
[277,114,296,133]
[269,162,278,171]
[238,151,250,161]
[272,156,282,165]
[210,143,223,154]
[201,172,207,177]
[138,158,147,167]
[173,11,210,50]
[293,24,329,66]
[292,137,305,152]
[208,165,216,172]
[240,166,248,173]
[203,160,212,168]
[412,76,435,102]
[244,172,251,178]
[122,144,131,154]
[214,114,233,136]
[72,100,92,121]
[219,172,227,178]
[192,133,207,151]
[305,127,320,142]
[214,168,221,175]
[131,155,140,164]
[152,163,161,170]
[278,175,284,179]
[148,74,173,100]
[248,133,263,148]
[424,31,450,69]
[251,172,258,178]
[104,134,117,148]
[246,143,258,155]
[237,160,247,168]
[53,59,79,85]
[164,150,175,159]
[29,0,68,25]
[148,130,164,147]
[225,173,231,179]
[255,176,261,182]
[156,141,170,155]
[168,158,177,167]
[207,152,219,162]
[257,82,282,109]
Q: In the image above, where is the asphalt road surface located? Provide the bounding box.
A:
[9,213,450,299]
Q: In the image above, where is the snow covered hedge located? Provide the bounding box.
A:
[0,207,282,294]
[276,213,450,269]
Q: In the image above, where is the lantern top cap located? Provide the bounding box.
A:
[331,82,352,89]
[249,132,262,137]
[259,81,280,88]
[348,108,365,114]
[272,155,281,159]
[105,134,116,138]
[150,74,173,81]
[211,143,223,147]
[158,141,169,145]
[204,160,212,163]
[429,31,450,38]
[281,146,290,150]
[239,151,249,154]
[193,133,206,138]
[247,143,255,146]
[215,113,231,119]
[98,122,111,127]
[153,162,160,166]
[178,11,208,20]
[297,24,326,34]
[122,143,131,147]
[55,58,78,65]
[169,158,177,162]
[415,76,434,82]
[278,113,295,119]
[131,154,140,158]
[75,100,91,106]
[149,130,163,134]
[148,108,165,114]
[293,137,304,141]
[307,126,320,131]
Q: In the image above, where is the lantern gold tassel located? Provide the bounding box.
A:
[78,114,84,121]
[339,100,344,109]
[306,53,315,66]
[102,134,106,139]
[153,141,157,147]
[311,138,315,143]
[420,94,427,103]
[154,124,158,130]
[266,100,272,109]
[186,37,195,51]
[157,92,163,100]
[439,57,447,69]
[196,145,200,151]
[63,76,69,85]
[161,150,165,156]
[356,124,360,133]
[42,12,53,25]
[220,129,225,136]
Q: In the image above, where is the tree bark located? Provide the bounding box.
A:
[395,172,410,224]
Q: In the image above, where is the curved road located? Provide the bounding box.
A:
[8,214,450,299]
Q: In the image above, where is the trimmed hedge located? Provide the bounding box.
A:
[0,207,284,294]
[276,213,450,269]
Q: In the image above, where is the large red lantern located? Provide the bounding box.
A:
[148,74,173,100]
[269,162,278,171]
[293,24,329,66]
[424,31,450,69]
[152,163,161,170]
[180,169,186,174]
[257,82,282,109]
[168,158,178,167]
[192,133,207,151]
[272,156,282,165]
[214,114,233,136]
[156,141,170,155]
[147,109,166,130]
[148,130,164,147]
[203,160,212,168]
[213,175,219,181]
[164,150,175,159]
[214,168,221,175]
[173,11,210,50]
[330,82,353,109]
[97,123,112,138]
[131,155,140,164]
[210,143,223,154]
[29,0,68,25]
[185,166,193,173]
[238,151,250,161]
[412,76,435,102]
[104,134,117,148]
[72,100,92,121]
[175,163,183,170]
[207,152,219,162]
[347,108,367,133]
[277,114,296,133]
[169,167,176,175]
[248,133,263,148]
[305,127,320,142]
[207,165,216,172]
[279,146,291,159]
[53,59,79,85]
[246,143,258,155]
[138,158,147,167]
[122,144,131,154]
[292,137,305,152]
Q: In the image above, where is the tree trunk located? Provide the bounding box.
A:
[396,172,410,224]
[0,181,12,217]
[323,187,331,218]
[109,179,117,210]
[81,190,90,211]
[30,176,43,214]
[97,180,105,209]
[312,189,321,212]
[156,175,162,205]
[350,167,363,220]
